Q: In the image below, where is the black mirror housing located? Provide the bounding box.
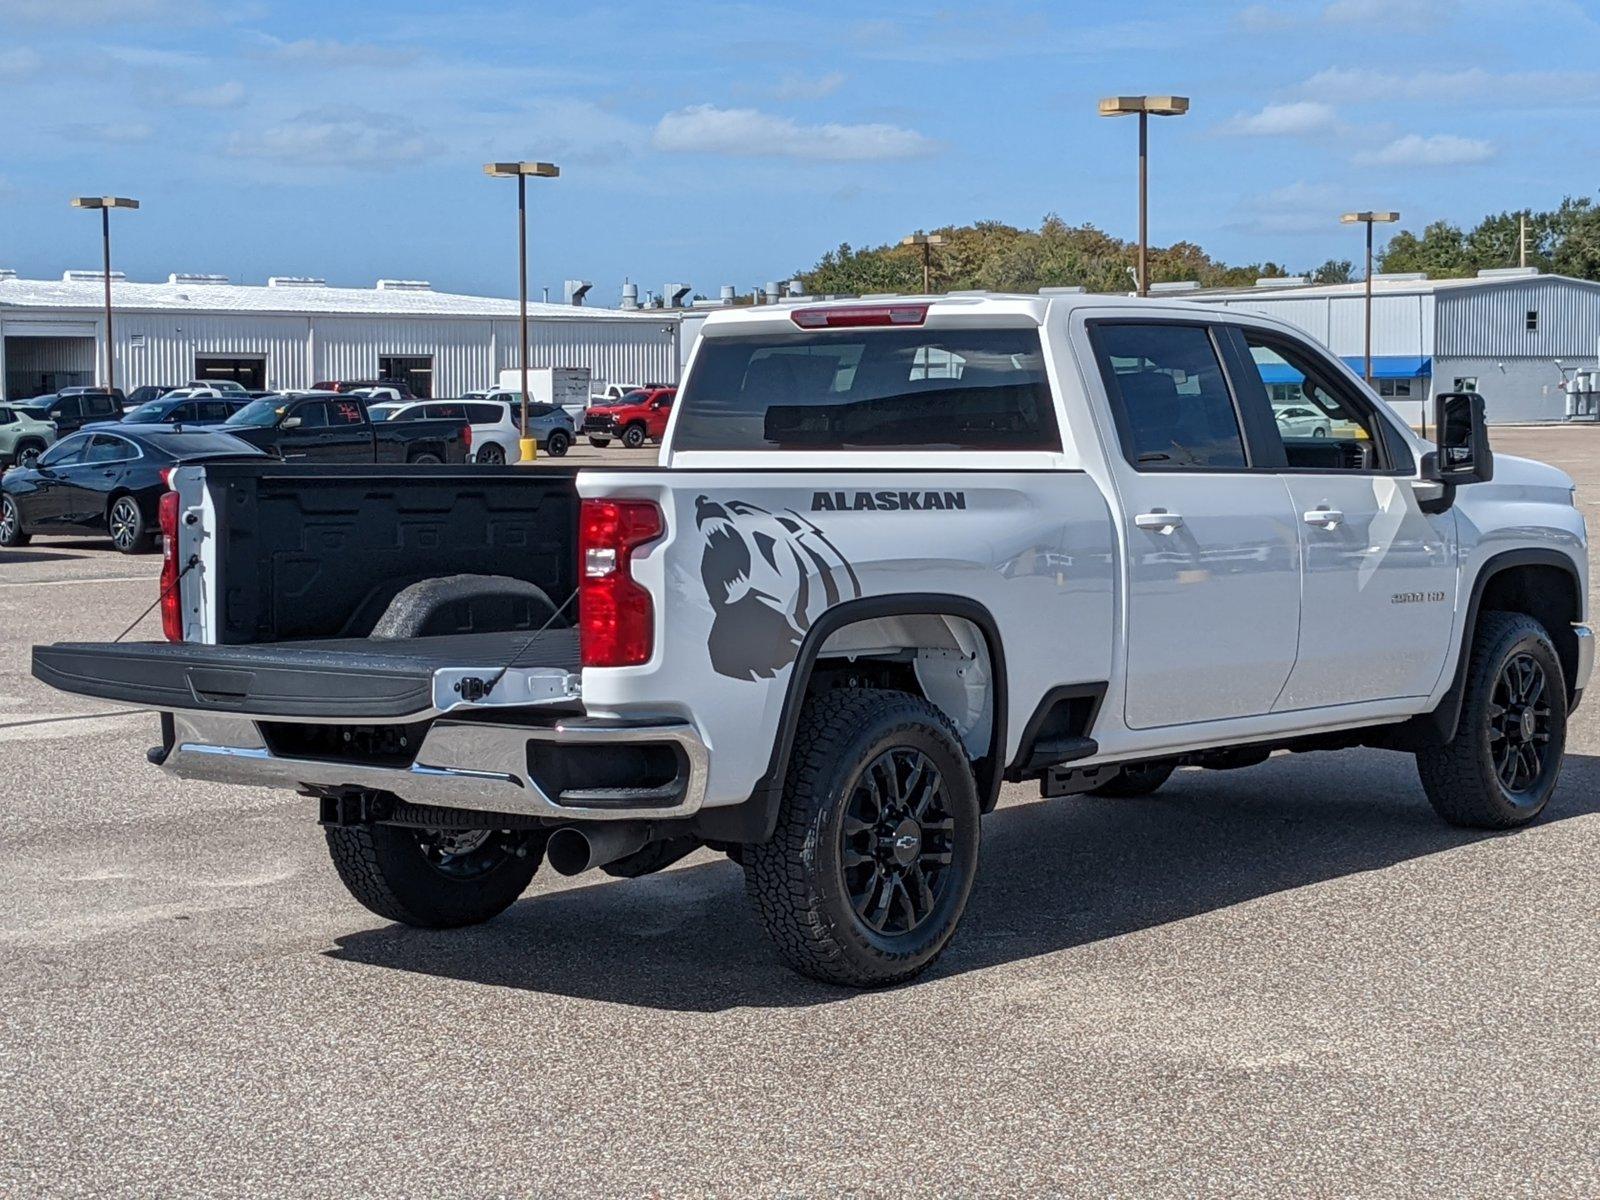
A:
[1432,391,1494,485]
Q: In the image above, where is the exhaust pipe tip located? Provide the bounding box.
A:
[546,823,653,876]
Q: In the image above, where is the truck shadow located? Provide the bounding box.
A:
[0,549,90,564]
[326,748,1600,1012]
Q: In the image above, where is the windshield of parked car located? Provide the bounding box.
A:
[672,325,1060,452]
[123,401,170,424]
[225,399,286,427]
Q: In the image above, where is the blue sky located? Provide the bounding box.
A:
[2,0,1598,304]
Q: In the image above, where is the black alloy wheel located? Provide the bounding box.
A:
[476,442,507,465]
[841,747,957,936]
[622,423,647,449]
[1489,652,1555,801]
[0,495,27,547]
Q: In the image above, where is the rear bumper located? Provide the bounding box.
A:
[161,711,710,821]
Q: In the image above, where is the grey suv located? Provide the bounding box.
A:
[0,405,57,468]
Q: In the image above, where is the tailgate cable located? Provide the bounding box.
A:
[113,555,199,643]
[454,589,578,703]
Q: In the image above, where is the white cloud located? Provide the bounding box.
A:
[1232,180,1352,235]
[1218,100,1340,137]
[0,47,42,77]
[1234,2,1297,30]
[250,33,415,68]
[55,121,154,143]
[652,105,938,161]
[769,71,847,102]
[226,108,431,169]
[1322,0,1455,29]
[1355,132,1494,166]
[1302,65,1600,103]
[165,80,246,109]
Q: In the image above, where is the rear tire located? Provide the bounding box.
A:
[1415,611,1567,829]
[546,429,571,457]
[408,451,444,465]
[743,688,981,988]
[325,820,543,928]
[1091,760,1176,797]
[0,495,30,547]
[475,442,506,465]
[588,436,611,448]
[108,495,156,555]
[621,423,647,449]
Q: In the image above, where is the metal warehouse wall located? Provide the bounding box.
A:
[1205,293,1434,357]
[116,312,310,390]
[1434,279,1600,358]
[492,318,679,390]
[1433,356,1568,423]
[313,317,494,394]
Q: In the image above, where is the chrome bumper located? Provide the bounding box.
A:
[164,711,709,821]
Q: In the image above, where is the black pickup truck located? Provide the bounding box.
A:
[221,392,469,464]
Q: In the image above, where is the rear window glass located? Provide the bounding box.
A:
[671,326,1060,452]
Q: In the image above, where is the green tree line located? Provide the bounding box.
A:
[796,199,1600,296]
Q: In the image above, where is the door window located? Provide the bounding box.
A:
[86,434,134,464]
[292,401,330,428]
[198,401,233,422]
[327,399,366,425]
[0,408,13,425]
[1239,331,1401,472]
[466,403,504,423]
[1094,324,1247,470]
[39,436,89,467]
[54,397,82,419]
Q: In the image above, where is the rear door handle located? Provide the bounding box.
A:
[1134,511,1183,533]
[1303,507,1344,528]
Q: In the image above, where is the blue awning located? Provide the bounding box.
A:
[1257,355,1430,384]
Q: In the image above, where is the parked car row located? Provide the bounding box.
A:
[370,397,574,461]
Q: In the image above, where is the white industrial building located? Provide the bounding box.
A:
[0,271,681,401]
[1187,268,1600,424]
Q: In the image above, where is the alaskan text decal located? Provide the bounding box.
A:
[811,490,967,512]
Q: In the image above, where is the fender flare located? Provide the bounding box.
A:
[693,594,1008,844]
[1421,547,1584,743]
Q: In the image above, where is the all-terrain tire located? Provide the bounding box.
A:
[621,423,647,449]
[1415,611,1567,829]
[324,820,543,928]
[1091,760,1176,798]
[742,688,981,988]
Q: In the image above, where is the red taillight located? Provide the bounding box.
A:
[579,499,663,667]
[462,424,472,452]
[791,304,928,329]
[158,489,182,642]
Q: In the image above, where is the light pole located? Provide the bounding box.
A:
[70,196,139,394]
[900,232,946,294]
[484,161,560,462]
[1097,96,1189,297]
[1340,210,1400,385]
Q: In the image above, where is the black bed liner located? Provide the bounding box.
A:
[32,629,580,720]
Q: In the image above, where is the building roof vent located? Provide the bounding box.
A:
[1149,280,1200,293]
[375,279,432,291]
[1372,272,1427,282]
[1255,275,1307,287]
[267,276,328,288]
[167,273,230,285]
[64,269,127,283]
[1476,266,1540,279]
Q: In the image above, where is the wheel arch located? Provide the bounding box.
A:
[1424,548,1584,743]
[721,594,1009,843]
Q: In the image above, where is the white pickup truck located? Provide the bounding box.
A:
[34,293,1591,987]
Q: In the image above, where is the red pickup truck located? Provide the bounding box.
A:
[581,386,675,449]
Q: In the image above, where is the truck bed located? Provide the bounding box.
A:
[33,629,580,721]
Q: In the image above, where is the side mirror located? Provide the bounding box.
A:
[49,410,61,419]
[280,416,303,430]
[1432,391,1494,485]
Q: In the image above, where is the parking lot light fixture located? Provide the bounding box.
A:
[1341,210,1401,386]
[484,162,560,460]
[900,233,946,294]
[1097,96,1189,297]
[70,196,140,394]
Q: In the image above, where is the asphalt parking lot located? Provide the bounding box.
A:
[2,428,1598,1198]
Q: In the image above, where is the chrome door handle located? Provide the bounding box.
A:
[1134,511,1183,533]
[1303,507,1343,528]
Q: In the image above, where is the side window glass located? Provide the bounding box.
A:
[294,401,329,428]
[1097,324,1246,470]
[328,400,365,425]
[1243,333,1386,471]
[85,435,128,463]
[40,437,88,467]
[56,397,81,418]
[0,408,13,425]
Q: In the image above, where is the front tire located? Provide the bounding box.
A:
[621,423,647,449]
[325,820,544,928]
[1415,611,1567,829]
[0,495,30,547]
[108,495,156,555]
[546,429,571,457]
[743,688,981,988]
